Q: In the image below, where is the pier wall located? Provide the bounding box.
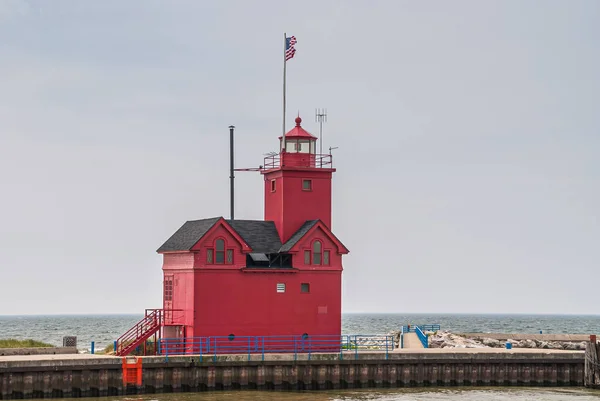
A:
[0,351,585,399]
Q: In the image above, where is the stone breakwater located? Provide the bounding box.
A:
[387,331,588,350]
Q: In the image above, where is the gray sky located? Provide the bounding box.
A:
[1,0,598,315]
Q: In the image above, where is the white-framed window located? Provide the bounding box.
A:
[276,283,286,293]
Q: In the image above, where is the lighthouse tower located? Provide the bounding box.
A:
[263,116,334,242]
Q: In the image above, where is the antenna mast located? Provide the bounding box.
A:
[315,108,327,155]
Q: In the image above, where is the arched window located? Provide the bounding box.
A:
[313,241,322,265]
[215,239,225,264]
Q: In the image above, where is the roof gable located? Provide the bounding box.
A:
[192,218,252,252]
[279,220,318,252]
[157,217,220,253]
[157,217,282,254]
[280,220,349,254]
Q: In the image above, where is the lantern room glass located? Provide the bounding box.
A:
[297,140,311,153]
[280,138,316,154]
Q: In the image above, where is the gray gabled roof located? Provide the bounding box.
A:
[157,217,283,254]
[156,217,220,253]
[156,217,339,255]
[225,220,282,253]
[279,220,319,252]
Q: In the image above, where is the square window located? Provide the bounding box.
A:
[301,283,310,293]
[271,180,276,192]
[323,250,330,265]
[276,283,286,293]
[302,179,312,191]
[207,249,214,264]
[304,250,311,264]
[226,249,233,264]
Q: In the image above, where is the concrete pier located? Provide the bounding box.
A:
[0,349,585,399]
[402,333,424,349]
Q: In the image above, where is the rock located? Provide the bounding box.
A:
[398,329,589,351]
[517,339,537,349]
[563,342,587,350]
[482,338,501,348]
[424,331,493,349]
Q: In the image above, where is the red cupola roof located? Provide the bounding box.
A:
[279,116,317,140]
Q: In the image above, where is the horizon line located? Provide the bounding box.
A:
[1,312,599,317]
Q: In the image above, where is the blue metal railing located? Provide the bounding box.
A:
[157,334,394,361]
[415,326,429,348]
[401,324,440,333]
[398,324,440,348]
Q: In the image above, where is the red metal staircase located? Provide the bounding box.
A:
[115,309,163,356]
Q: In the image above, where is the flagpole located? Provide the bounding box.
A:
[282,32,287,154]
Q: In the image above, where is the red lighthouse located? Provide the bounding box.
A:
[116,117,348,356]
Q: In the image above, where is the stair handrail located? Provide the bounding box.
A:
[117,320,159,354]
[116,309,162,355]
[118,311,160,342]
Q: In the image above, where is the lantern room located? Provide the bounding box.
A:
[279,116,318,168]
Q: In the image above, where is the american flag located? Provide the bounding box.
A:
[285,36,297,61]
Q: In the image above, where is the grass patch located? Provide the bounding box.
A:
[102,342,115,354]
[0,339,55,348]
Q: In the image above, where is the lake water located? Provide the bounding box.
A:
[1,313,599,351]
[50,388,600,400]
